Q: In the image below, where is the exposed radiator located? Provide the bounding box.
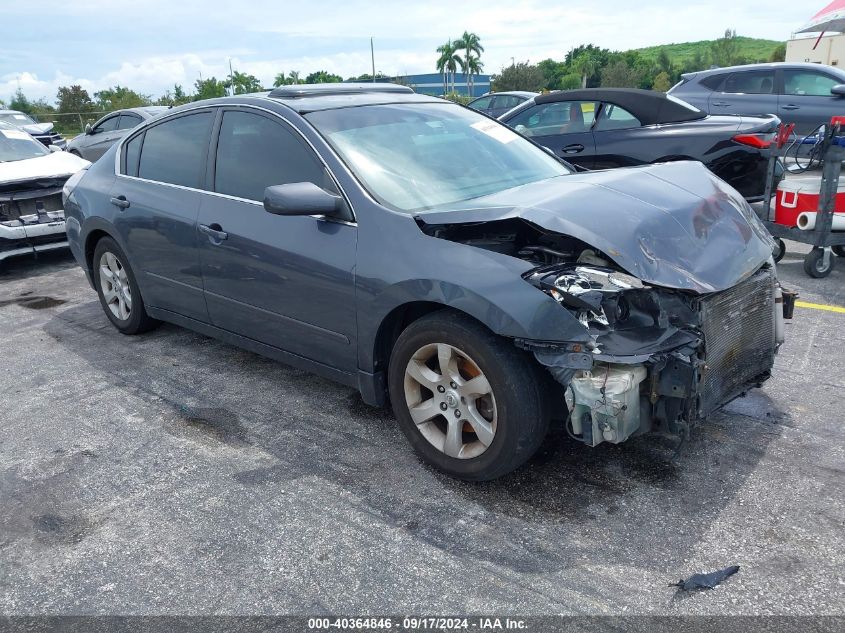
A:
[698,267,776,417]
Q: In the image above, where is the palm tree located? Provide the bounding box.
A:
[457,31,484,95]
[435,41,453,95]
[466,55,484,97]
[572,51,599,89]
[287,70,301,85]
[436,40,462,94]
[273,72,287,87]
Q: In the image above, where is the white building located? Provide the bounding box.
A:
[787,33,845,66]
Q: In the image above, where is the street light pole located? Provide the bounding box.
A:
[371,37,376,82]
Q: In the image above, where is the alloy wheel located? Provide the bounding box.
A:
[99,251,132,320]
[403,343,497,459]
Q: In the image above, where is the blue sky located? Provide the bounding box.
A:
[1,0,814,104]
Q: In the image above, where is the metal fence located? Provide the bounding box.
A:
[28,111,112,137]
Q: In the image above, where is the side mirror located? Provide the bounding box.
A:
[263,182,342,217]
[831,84,845,97]
[49,144,64,153]
[85,123,93,134]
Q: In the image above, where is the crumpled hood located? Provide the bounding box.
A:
[20,122,54,135]
[415,161,774,294]
[0,151,90,187]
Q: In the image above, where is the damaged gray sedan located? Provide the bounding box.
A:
[63,85,792,480]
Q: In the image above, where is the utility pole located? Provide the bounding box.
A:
[228,58,235,96]
[371,37,376,82]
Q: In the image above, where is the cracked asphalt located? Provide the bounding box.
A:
[0,242,843,616]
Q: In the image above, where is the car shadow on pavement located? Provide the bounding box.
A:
[43,300,787,577]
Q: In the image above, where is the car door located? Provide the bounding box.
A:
[84,114,122,161]
[591,102,647,169]
[197,108,357,372]
[708,69,778,117]
[505,100,597,168]
[111,109,215,322]
[780,68,845,135]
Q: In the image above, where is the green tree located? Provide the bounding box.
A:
[711,28,740,67]
[681,50,711,74]
[559,73,582,90]
[456,31,484,96]
[94,85,150,110]
[9,87,32,113]
[227,70,263,95]
[571,50,601,89]
[194,77,228,100]
[600,60,643,88]
[652,71,672,92]
[304,70,342,84]
[57,85,95,113]
[491,62,545,92]
[537,58,567,90]
[770,43,786,62]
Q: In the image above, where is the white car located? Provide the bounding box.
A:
[0,122,89,262]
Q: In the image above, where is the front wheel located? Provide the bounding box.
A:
[93,237,160,334]
[803,247,835,278]
[773,238,786,263]
[388,311,549,481]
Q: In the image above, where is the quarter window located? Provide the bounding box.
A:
[722,71,775,94]
[783,70,839,96]
[137,112,213,188]
[123,132,143,177]
[213,110,328,202]
[508,101,597,137]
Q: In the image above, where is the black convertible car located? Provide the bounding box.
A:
[499,88,782,201]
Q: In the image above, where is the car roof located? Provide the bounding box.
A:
[262,83,444,113]
[527,88,706,126]
[0,109,28,115]
[683,61,845,79]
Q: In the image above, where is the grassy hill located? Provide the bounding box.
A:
[632,36,784,65]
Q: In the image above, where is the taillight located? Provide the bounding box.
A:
[732,133,774,149]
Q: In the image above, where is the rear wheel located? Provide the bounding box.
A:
[93,237,160,334]
[803,247,835,278]
[388,311,549,481]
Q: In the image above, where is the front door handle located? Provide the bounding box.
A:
[711,101,730,107]
[110,195,130,209]
[782,104,800,111]
[562,144,585,154]
[199,223,228,243]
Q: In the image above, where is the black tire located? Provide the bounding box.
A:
[388,310,549,481]
[92,236,160,334]
[773,238,786,263]
[833,245,845,257]
[803,247,835,278]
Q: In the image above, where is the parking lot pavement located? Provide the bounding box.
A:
[0,247,843,616]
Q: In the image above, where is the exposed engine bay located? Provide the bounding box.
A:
[0,176,68,262]
[420,217,794,447]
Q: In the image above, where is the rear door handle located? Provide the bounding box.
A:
[711,101,730,107]
[782,104,800,111]
[562,144,585,154]
[199,223,228,243]
[110,195,130,209]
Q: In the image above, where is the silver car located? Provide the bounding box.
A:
[669,62,845,135]
[66,106,168,161]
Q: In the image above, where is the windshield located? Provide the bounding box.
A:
[0,123,49,162]
[306,103,570,212]
[0,112,37,126]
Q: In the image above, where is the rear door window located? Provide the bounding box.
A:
[594,103,641,131]
[493,95,523,111]
[722,71,775,94]
[137,111,213,188]
[783,69,840,96]
[213,110,329,202]
[470,96,494,110]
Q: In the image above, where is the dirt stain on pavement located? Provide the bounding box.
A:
[32,513,93,546]
[0,295,66,310]
[170,405,251,447]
